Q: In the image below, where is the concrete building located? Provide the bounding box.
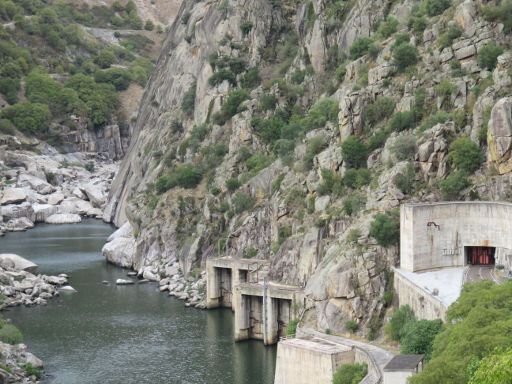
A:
[396,202,511,320]
[274,338,355,384]
[383,355,424,384]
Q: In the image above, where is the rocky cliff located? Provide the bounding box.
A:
[104,0,512,336]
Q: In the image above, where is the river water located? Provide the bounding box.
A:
[1,220,276,384]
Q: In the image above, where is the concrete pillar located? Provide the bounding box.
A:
[264,296,279,345]
[234,288,249,341]
[206,261,220,309]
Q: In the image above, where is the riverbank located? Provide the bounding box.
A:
[4,221,277,384]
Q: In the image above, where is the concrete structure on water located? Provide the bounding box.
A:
[206,257,304,345]
[396,202,511,320]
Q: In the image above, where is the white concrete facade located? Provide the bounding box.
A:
[401,202,512,272]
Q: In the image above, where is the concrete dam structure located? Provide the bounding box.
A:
[396,202,511,320]
[206,257,304,345]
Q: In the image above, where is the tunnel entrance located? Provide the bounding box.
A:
[217,267,232,307]
[466,246,496,266]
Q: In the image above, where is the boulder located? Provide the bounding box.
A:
[0,188,27,205]
[0,254,38,274]
[45,213,82,224]
[107,221,133,242]
[1,202,34,221]
[81,184,106,208]
[116,279,134,285]
[102,237,135,268]
[488,97,512,174]
[5,217,34,232]
[32,203,58,222]
[47,192,65,205]
[59,285,77,292]
[18,174,54,195]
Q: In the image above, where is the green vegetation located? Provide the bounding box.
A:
[155,165,203,193]
[350,37,375,60]
[364,97,396,128]
[393,163,416,194]
[392,43,418,72]
[212,90,249,125]
[333,363,368,384]
[343,168,371,189]
[182,82,197,117]
[425,0,451,17]
[226,178,241,192]
[341,136,368,169]
[0,323,23,345]
[478,44,504,71]
[1,103,50,135]
[286,319,298,336]
[22,363,42,379]
[483,0,512,32]
[386,305,416,341]
[346,320,359,333]
[440,171,469,200]
[377,16,399,39]
[304,137,328,170]
[411,281,512,384]
[370,210,399,247]
[469,349,512,384]
[232,192,255,213]
[449,137,484,174]
[390,135,417,161]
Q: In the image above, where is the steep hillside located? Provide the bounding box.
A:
[105,0,512,337]
[0,0,179,159]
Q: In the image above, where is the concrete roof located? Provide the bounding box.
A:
[280,337,352,354]
[384,355,424,372]
[394,267,465,307]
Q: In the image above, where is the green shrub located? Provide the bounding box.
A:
[144,19,154,31]
[341,136,368,169]
[385,305,416,341]
[84,161,95,173]
[388,111,416,132]
[251,116,285,144]
[260,94,277,111]
[343,193,366,216]
[94,49,116,68]
[155,164,203,193]
[449,137,483,174]
[368,129,391,151]
[1,103,50,134]
[400,319,444,361]
[94,68,132,91]
[303,98,339,131]
[240,68,260,89]
[245,154,272,173]
[304,136,328,170]
[22,363,42,379]
[393,163,416,194]
[232,192,255,213]
[225,178,241,192]
[350,37,374,59]
[390,134,417,161]
[0,119,15,135]
[346,320,359,333]
[333,363,368,384]
[370,210,400,247]
[343,168,371,189]
[318,168,343,196]
[208,68,236,87]
[335,65,347,82]
[478,44,504,71]
[483,0,512,33]
[437,25,462,49]
[286,319,298,336]
[182,82,197,117]
[0,77,20,104]
[393,43,418,72]
[212,89,249,125]
[425,0,451,17]
[419,110,451,131]
[440,171,469,200]
[0,324,23,345]
[469,349,512,384]
[365,97,396,127]
[377,16,399,38]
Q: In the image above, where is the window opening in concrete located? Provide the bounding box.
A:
[465,246,496,266]
[218,267,232,307]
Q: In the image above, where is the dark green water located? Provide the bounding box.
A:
[1,220,276,384]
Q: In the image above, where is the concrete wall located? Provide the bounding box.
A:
[394,271,447,321]
[401,202,512,272]
[383,371,414,384]
[274,341,354,384]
